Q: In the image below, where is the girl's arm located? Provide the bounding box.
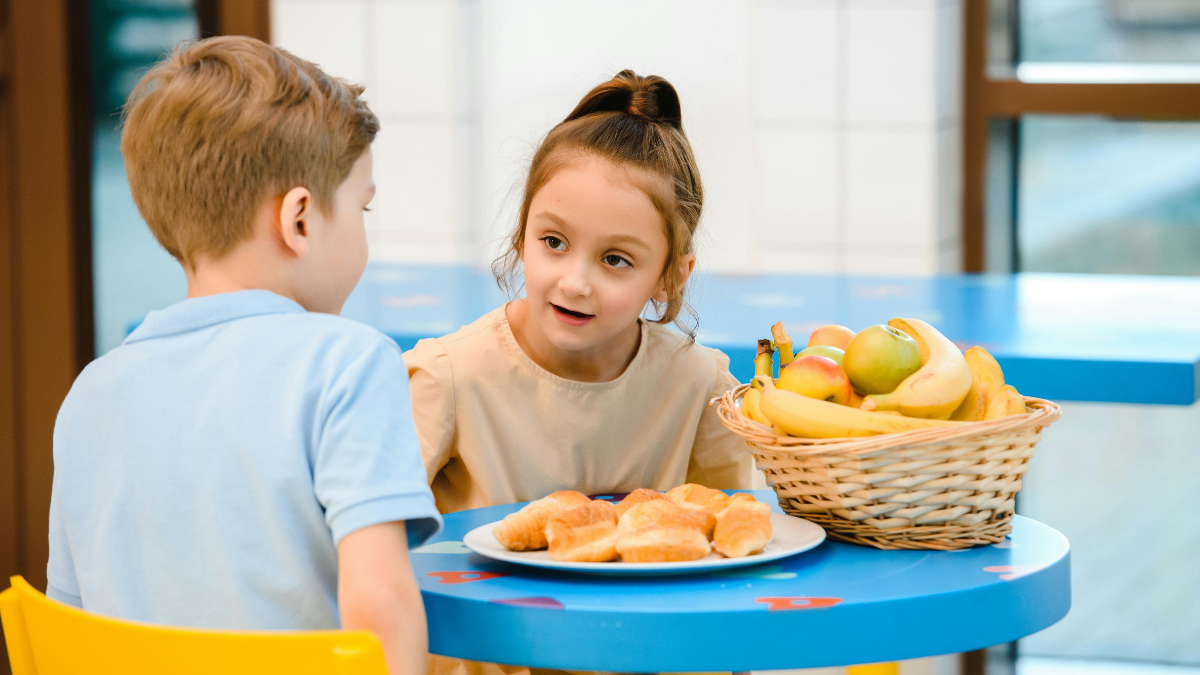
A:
[404,339,457,485]
[686,354,757,490]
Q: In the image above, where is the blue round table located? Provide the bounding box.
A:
[412,491,1071,672]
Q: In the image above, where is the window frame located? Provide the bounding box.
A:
[962,0,1200,272]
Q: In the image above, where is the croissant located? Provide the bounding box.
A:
[712,508,772,558]
[546,500,619,562]
[666,483,730,515]
[617,526,711,563]
[615,488,668,516]
[617,500,715,539]
[493,490,590,551]
[716,492,772,520]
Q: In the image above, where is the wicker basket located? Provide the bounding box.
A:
[715,383,1061,550]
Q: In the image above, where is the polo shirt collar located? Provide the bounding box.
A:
[125,290,306,344]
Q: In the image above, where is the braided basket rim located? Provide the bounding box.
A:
[714,382,1062,456]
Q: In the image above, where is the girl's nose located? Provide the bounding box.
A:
[558,262,592,298]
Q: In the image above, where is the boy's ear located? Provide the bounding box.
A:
[652,253,696,304]
[277,186,314,258]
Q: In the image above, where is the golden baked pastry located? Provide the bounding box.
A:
[493,490,590,551]
[615,488,668,516]
[617,526,711,563]
[666,483,731,515]
[716,492,772,519]
[712,508,772,558]
[546,500,619,562]
[617,500,715,539]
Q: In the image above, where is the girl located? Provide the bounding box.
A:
[406,70,756,519]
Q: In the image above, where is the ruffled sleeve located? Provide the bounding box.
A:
[685,349,755,489]
[403,338,457,485]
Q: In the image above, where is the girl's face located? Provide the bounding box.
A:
[521,157,679,356]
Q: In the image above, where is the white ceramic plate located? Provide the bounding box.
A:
[463,512,826,576]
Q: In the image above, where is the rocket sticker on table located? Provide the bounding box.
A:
[755,596,843,611]
[427,571,510,585]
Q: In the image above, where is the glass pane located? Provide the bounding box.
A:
[1016,115,1200,276]
[1018,0,1200,82]
[90,0,195,355]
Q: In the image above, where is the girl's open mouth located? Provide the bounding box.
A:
[551,303,594,327]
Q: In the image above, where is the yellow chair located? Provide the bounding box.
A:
[0,576,387,674]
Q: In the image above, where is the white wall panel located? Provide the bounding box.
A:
[846,129,936,250]
[273,0,367,85]
[757,127,839,247]
[755,1,839,124]
[373,2,457,118]
[372,123,458,239]
[274,0,964,277]
[846,0,937,126]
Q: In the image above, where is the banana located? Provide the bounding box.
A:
[950,346,1006,421]
[861,318,972,420]
[771,322,795,366]
[755,376,963,438]
[741,387,772,426]
[985,384,1027,420]
[754,339,774,377]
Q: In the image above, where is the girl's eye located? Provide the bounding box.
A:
[363,207,373,212]
[603,254,632,268]
[541,236,566,251]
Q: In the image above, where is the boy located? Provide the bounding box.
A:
[46,36,440,675]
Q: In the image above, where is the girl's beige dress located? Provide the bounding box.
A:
[404,305,755,675]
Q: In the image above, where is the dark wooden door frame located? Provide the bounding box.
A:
[197,0,271,42]
[1,1,267,672]
[962,0,1200,272]
[1,0,94,598]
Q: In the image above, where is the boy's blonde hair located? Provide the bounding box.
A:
[121,36,379,267]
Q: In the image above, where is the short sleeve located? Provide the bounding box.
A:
[46,469,82,606]
[685,350,755,490]
[403,338,457,485]
[315,336,443,548]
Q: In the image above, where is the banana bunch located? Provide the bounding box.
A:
[949,346,1028,421]
[739,318,1029,438]
[753,376,962,438]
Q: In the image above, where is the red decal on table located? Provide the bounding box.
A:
[427,571,509,584]
[755,596,843,611]
[490,596,565,609]
[983,564,1046,581]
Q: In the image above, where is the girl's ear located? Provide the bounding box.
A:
[653,253,696,303]
[277,186,314,258]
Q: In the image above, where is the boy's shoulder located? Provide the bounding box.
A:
[86,292,400,384]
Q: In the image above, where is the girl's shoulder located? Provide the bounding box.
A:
[404,306,509,367]
[641,322,734,385]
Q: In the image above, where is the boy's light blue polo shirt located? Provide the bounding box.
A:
[47,290,442,630]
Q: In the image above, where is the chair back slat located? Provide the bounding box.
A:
[1,577,388,675]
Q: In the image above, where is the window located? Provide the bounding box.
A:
[963,0,1200,275]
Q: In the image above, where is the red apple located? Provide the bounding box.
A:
[807,324,856,351]
[776,355,853,405]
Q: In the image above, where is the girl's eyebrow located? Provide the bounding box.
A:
[605,233,652,253]
[531,210,571,231]
[531,209,650,252]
